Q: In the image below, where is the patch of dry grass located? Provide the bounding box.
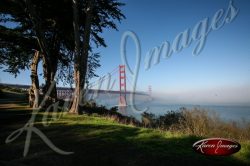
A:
[179,108,250,141]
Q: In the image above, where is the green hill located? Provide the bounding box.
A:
[0,88,249,166]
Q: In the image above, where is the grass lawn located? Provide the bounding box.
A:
[0,90,250,166]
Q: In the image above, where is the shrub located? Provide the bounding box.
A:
[180,108,212,136]
[157,111,184,130]
[141,112,156,128]
[140,107,250,141]
[178,108,250,141]
[76,102,250,141]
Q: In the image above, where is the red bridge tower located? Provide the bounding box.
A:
[119,65,127,106]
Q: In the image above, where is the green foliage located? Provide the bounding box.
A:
[0,85,27,94]
[86,52,101,84]
[0,0,74,79]
[0,25,36,76]
[177,108,250,142]
[1,90,250,165]
[0,0,125,87]
[140,108,250,141]
[77,100,140,126]
[74,102,250,141]
[141,111,184,129]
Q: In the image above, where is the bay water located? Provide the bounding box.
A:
[86,93,250,122]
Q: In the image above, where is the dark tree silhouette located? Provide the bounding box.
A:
[0,0,125,112]
[69,0,125,113]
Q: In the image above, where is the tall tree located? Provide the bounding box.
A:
[0,0,125,112]
[69,0,93,113]
[29,50,40,108]
[69,0,125,113]
[0,0,74,108]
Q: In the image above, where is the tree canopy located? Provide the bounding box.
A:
[0,0,125,111]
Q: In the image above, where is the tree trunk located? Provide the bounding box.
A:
[29,51,40,108]
[25,0,58,108]
[69,0,81,114]
[69,0,93,114]
[41,54,58,108]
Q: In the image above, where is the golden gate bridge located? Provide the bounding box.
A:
[0,65,152,107]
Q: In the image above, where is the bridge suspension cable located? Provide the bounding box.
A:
[87,66,119,88]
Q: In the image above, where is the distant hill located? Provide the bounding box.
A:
[0,83,148,95]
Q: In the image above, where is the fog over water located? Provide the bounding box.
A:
[85,92,250,122]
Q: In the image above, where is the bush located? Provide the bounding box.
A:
[180,108,213,136]
[141,111,184,130]
[140,107,250,141]
[78,100,140,126]
[157,111,184,130]
[77,103,250,141]
[179,108,250,141]
[141,112,156,128]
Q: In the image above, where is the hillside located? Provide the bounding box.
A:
[0,89,249,166]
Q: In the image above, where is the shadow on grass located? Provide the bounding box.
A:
[0,121,248,166]
[0,90,249,166]
[0,109,32,125]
